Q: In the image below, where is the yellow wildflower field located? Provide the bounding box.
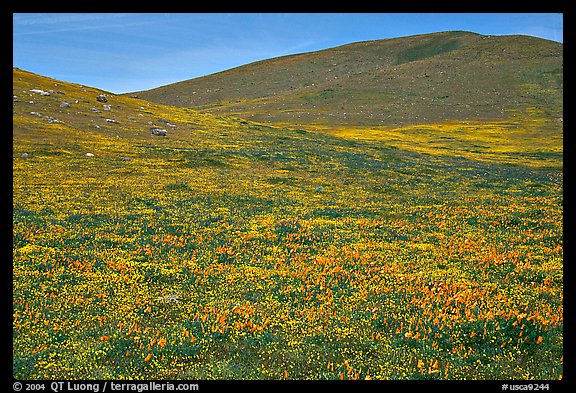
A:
[13,68,562,379]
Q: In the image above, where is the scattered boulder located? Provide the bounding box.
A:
[56,91,65,95]
[105,118,118,124]
[20,152,31,159]
[59,102,71,108]
[156,294,181,303]
[119,156,131,161]
[30,89,50,96]
[315,186,324,193]
[102,104,111,111]
[151,128,167,136]
[91,108,100,113]
[96,94,108,103]
[85,153,95,157]
[154,119,177,128]
[29,112,59,124]
[13,95,18,102]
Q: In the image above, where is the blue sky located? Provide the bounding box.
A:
[13,13,563,94]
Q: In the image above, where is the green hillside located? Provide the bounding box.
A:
[132,31,563,127]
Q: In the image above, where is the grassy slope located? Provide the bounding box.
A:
[13,68,563,380]
[133,31,563,128]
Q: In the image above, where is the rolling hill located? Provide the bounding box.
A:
[132,31,563,127]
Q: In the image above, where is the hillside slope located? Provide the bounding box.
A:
[132,31,563,127]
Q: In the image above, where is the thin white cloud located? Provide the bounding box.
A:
[13,19,154,36]
[13,13,131,26]
[12,14,160,36]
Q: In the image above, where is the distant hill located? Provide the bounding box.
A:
[131,31,563,127]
